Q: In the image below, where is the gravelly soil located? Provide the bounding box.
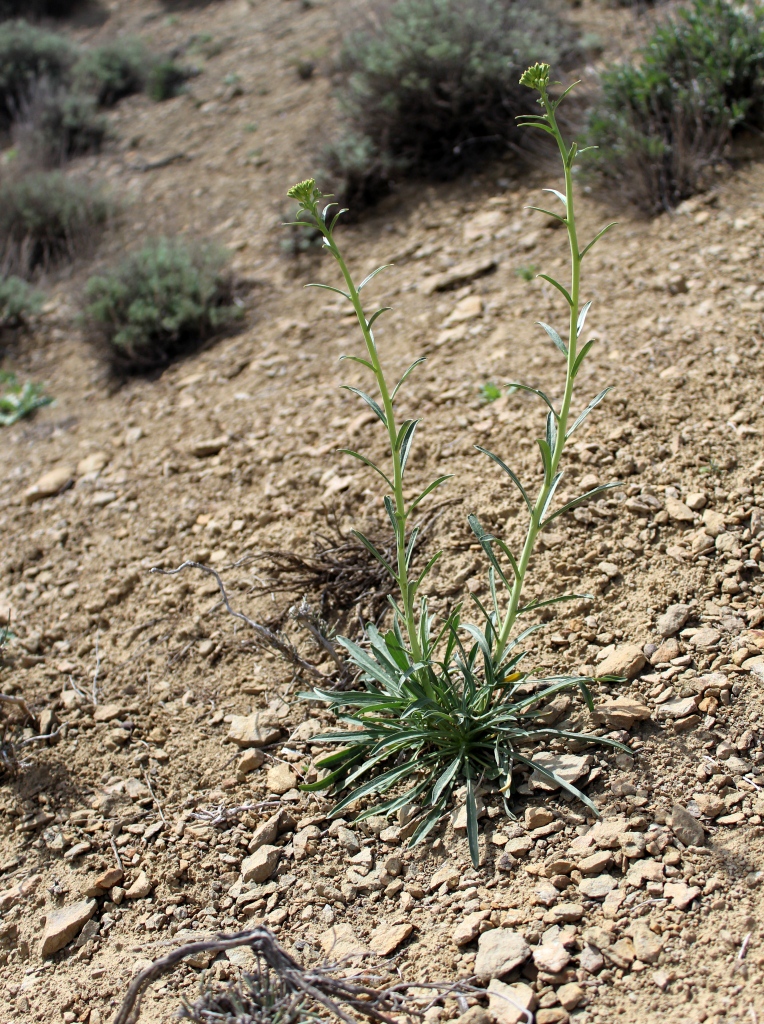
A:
[1,2,764,1024]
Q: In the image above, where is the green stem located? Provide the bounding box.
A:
[494,86,581,668]
[321,226,423,663]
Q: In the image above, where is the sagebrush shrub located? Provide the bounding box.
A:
[0,20,76,129]
[0,172,109,276]
[0,275,43,326]
[146,60,190,102]
[325,0,577,206]
[72,37,152,106]
[12,82,107,165]
[288,64,627,866]
[84,237,242,372]
[587,0,764,210]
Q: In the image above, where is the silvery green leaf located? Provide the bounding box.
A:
[537,437,553,483]
[336,448,393,489]
[576,300,592,338]
[545,410,557,454]
[409,474,452,510]
[339,354,374,371]
[526,206,566,223]
[367,306,392,329]
[541,482,620,526]
[537,321,567,357]
[566,387,613,438]
[358,264,393,291]
[391,357,426,399]
[506,382,558,417]
[543,188,568,207]
[572,339,595,377]
[580,222,617,260]
[475,446,532,512]
[538,274,573,307]
[539,471,563,521]
[351,529,395,577]
[341,385,387,426]
[399,419,420,474]
[305,282,350,300]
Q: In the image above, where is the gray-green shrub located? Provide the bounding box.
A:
[587,0,764,210]
[13,82,107,165]
[325,0,577,206]
[0,172,109,275]
[84,237,241,372]
[72,37,152,106]
[0,275,43,326]
[0,19,76,128]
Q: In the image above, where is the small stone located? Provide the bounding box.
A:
[532,881,559,907]
[454,910,491,946]
[448,295,483,322]
[656,604,690,638]
[227,714,281,748]
[689,628,721,650]
[190,435,229,458]
[124,777,150,800]
[545,902,584,924]
[475,928,531,981]
[652,969,671,991]
[702,509,726,537]
[293,825,321,861]
[505,836,532,858]
[336,827,361,854]
[24,465,74,504]
[530,753,593,791]
[673,714,701,734]
[602,889,625,919]
[451,795,485,832]
[604,937,636,969]
[237,749,265,775]
[487,979,537,1024]
[320,923,369,959]
[533,941,570,974]
[93,866,123,890]
[125,871,152,899]
[556,982,584,1012]
[429,862,460,891]
[664,881,700,910]
[241,845,281,883]
[626,859,664,887]
[39,899,96,956]
[578,944,604,974]
[685,492,707,511]
[63,841,91,861]
[525,807,554,829]
[595,644,646,679]
[578,874,618,899]
[665,497,695,523]
[744,655,764,682]
[93,703,123,723]
[369,922,413,956]
[598,561,620,579]
[455,1008,491,1024]
[591,697,651,730]
[629,922,663,964]
[266,763,297,795]
[655,696,699,720]
[77,451,109,476]
[670,804,705,847]
[695,793,725,818]
[578,850,612,874]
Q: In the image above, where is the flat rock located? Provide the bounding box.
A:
[670,804,705,847]
[578,874,618,899]
[570,817,629,852]
[266,763,297,795]
[506,836,532,858]
[664,881,700,910]
[430,862,460,891]
[656,604,690,637]
[578,850,612,874]
[602,889,625,919]
[451,795,486,832]
[525,807,554,829]
[39,898,96,956]
[557,982,585,1012]
[237,750,265,775]
[190,435,229,457]
[241,845,281,883]
[689,628,721,650]
[532,881,559,907]
[655,696,699,720]
[545,902,584,924]
[665,497,695,522]
[93,866,124,890]
[530,753,593,792]
[124,778,150,800]
[320,923,369,959]
[595,644,646,679]
[744,655,764,682]
[369,922,413,956]
[248,816,280,854]
[694,793,725,818]
[93,703,124,723]
[454,910,491,946]
[77,451,109,476]
[227,714,281,748]
[24,465,74,504]
[604,937,636,969]
[578,944,604,974]
[626,859,664,887]
[591,697,650,730]
[421,256,497,295]
[487,979,537,1024]
[125,871,152,899]
[629,922,663,964]
[475,928,531,982]
[702,509,727,536]
[532,941,570,974]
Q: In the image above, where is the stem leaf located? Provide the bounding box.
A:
[537,274,573,307]
[541,482,620,527]
[305,282,351,300]
[566,387,613,438]
[341,385,388,427]
[475,446,533,512]
[536,321,568,357]
[358,265,393,291]
[336,448,393,489]
[580,222,617,260]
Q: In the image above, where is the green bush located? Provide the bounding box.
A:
[72,37,152,106]
[587,0,764,210]
[0,276,43,326]
[325,0,576,205]
[0,172,109,275]
[84,237,242,372]
[0,20,76,128]
[13,83,107,165]
[146,60,190,102]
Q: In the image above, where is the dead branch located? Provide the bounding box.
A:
[0,694,34,721]
[149,562,328,680]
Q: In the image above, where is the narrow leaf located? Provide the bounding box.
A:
[305,282,350,300]
[358,264,393,291]
[519,592,592,613]
[336,449,393,489]
[537,438,553,484]
[399,419,419,474]
[432,758,461,803]
[541,482,620,526]
[507,751,599,817]
[566,387,613,438]
[571,339,595,378]
[543,188,568,207]
[545,410,557,455]
[367,306,392,329]
[383,495,400,540]
[506,383,557,418]
[351,530,396,577]
[409,474,452,511]
[340,385,387,427]
[538,275,573,307]
[465,775,480,869]
[577,300,592,338]
[475,446,532,512]
[526,206,566,223]
[538,471,563,522]
[391,357,426,399]
[537,321,567,357]
[580,222,617,260]
[339,354,374,371]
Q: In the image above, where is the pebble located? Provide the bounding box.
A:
[474,928,531,981]
[320,923,368,959]
[665,497,695,522]
[241,845,281,883]
[694,793,725,818]
[487,979,536,1024]
[530,753,593,791]
[93,704,123,723]
[227,714,281,748]
[629,922,663,963]
[595,644,646,679]
[656,604,690,637]
[293,825,321,860]
[237,749,265,775]
[578,944,604,974]
[23,465,74,504]
[429,863,460,891]
[454,910,491,946]
[39,899,96,956]
[578,850,612,874]
[626,859,664,887]
[664,881,700,910]
[125,871,152,899]
[266,763,298,795]
[189,435,229,458]
[533,941,570,973]
[702,509,726,536]
[591,697,651,730]
[63,842,91,861]
[77,452,109,476]
[556,982,584,1012]
[525,807,554,829]
[578,874,618,899]
[368,921,413,956]
[670,804,705,847]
